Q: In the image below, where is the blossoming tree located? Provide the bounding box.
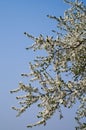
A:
[10,0,86,129]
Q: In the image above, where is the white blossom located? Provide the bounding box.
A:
[11,0,86,129]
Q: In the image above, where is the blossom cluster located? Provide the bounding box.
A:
[11,0,86,129]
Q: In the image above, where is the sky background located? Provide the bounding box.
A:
[0,0,86,130]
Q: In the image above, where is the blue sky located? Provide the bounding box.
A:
[0,0,86,130]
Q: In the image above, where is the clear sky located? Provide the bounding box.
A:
[0,0,86,130]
